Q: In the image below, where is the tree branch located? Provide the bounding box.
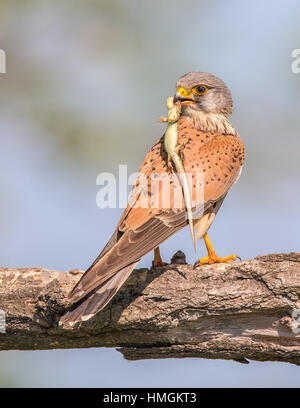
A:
[0,252,300,365]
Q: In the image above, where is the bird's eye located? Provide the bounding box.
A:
[192,85,208,96]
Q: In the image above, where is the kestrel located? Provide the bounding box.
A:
[61,72,245,323]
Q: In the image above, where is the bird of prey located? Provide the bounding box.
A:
[61,72,245,324]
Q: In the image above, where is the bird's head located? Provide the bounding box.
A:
[174,72,233,116]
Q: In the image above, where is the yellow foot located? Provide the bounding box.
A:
[194,233,241,268]
[152,246,168,268]
[194,253,238,268]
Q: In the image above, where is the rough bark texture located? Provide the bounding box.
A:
[0,252,300,365]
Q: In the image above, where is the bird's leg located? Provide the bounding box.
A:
[152,246,168,268]
[194,233,238,267]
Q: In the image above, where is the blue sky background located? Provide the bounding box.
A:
[0,0,299,387]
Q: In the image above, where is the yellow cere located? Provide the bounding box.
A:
[176,87,190,98]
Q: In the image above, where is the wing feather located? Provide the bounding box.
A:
[64,119,245,320]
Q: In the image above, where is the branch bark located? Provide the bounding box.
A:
[0,252,300,365]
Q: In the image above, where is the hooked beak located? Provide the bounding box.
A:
[173,87,196,105]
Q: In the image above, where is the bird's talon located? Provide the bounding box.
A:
[194,253,238,267]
